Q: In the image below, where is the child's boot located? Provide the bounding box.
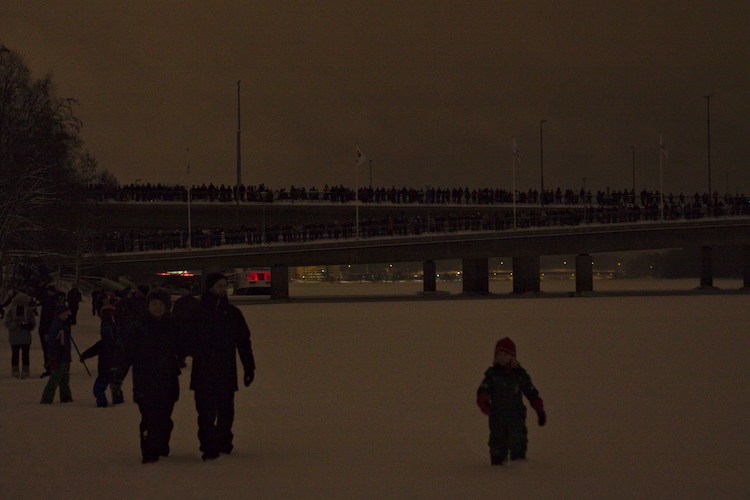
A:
[11,365,20,378]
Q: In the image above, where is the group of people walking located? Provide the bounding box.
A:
[2,283,82,380]
[4,274,256,464]
[5,275,552,467]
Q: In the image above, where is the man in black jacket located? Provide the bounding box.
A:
[189,272,255,461]
[66,284,82,325]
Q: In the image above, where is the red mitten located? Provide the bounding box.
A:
[530,397,546,426]
[530,397,544,413]
[476,392,491,415]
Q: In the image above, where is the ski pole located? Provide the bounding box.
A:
[70,334,92,377]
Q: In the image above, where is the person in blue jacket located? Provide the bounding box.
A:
[40,304,73,404]
[80,305,118,407]
[476,337,546,465]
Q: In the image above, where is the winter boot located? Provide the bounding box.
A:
[21,366,29,379]
[111,384,124,405]
[12,365,20,378]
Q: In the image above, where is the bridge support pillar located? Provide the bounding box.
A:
[575,253,593,293]
[270,264,289,300]
[423,260,436,292]
[700,246,716,289]
[462,258,489,294]
[512,255,540,294]
[744,246,750,289]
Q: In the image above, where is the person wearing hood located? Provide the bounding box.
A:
[476,337,546,466]
[117,288,183,464]
[188,272,255,461]
[40,304,73,403]
[4,292,36,378]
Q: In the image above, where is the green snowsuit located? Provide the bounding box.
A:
[477,364,542,461]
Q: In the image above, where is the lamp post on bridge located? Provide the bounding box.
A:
[236,80,242,228]
[540,119,547,208]
[704,94,713,197]
[631,145,636,195]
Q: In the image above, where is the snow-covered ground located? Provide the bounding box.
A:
[1,281,748,498]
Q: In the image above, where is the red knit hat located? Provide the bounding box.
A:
[495,337,516,357]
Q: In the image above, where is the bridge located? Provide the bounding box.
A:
[74,217,750,299]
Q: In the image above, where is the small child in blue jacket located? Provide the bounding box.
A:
[80,305,117,407]
[476,337,546,465]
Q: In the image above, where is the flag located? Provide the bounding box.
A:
[356,145,367,166]
[659,134,669,159]
[512,138,521,163]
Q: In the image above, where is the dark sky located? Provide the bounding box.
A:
[3,1,749,194]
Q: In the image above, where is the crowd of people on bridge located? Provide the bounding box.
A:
[84,181,749,210]
[88,198,750,254]
[79,180,750,254]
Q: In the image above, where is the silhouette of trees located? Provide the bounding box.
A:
[0,44,110,278]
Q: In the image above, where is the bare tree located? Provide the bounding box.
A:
[0,44,99,281]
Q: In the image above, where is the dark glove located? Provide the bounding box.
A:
[476,392,491,415]
[537,410,547,427]
[243,370,254,387]
[79,356,84,363]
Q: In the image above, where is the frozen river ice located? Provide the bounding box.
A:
[1,280,748,498]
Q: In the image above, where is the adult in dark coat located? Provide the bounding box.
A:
[189,273,255,461]
[40,304,73,403]
[117,288,182,464]
[37,285,61,377]
[171,288,200,368]
[110,287,148,404]
[66,285,83,325]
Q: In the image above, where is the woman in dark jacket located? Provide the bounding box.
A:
[117,288,182,464]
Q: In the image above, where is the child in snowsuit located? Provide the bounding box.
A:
[4,292,36,378]
[40,304,74,404]
[80,305,117,407]
[476,337,546,465]
[116,288,182,464]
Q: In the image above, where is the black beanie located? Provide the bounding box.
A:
[146,288,172,309]
[204,272,226,291]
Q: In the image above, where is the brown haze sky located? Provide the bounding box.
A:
[3,1,749,194]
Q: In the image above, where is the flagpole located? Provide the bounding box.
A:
[187,148,192,249]
[512,140,517,230]
[355,161,359,240]
[659,134,664,222]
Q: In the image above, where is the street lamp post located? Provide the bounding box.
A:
[704,94,713,196]
[631,145,636,195]
[540,119,547,207]
[186,148,192,249]
[236,80,242,228]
